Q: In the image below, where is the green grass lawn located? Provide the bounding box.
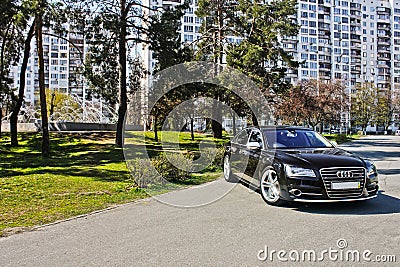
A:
[0,131,228,237]
[323,133,361,144]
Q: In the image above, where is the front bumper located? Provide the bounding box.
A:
[283,176,379,202]
[292,194,378,203]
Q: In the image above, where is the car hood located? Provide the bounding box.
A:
[275,148,366,169]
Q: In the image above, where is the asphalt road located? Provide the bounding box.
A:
[1,135,399,266]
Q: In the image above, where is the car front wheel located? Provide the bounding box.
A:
[260,168,284,205]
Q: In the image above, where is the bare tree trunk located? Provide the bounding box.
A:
[49,91,56,119]
[212,99,222,139]
[190,117,194,141]
[10,20,35,146]
[36,15,49,157]
[154,116,158,142]
[232,111,236,136]
[209,1,224,140]
[0,107,2,138]
[115,0,128,148]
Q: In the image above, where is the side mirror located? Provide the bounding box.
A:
[247,141,262,150]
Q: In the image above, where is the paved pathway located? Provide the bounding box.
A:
[1,136,399,266]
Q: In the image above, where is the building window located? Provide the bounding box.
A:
[184,26,193,32]
[184,34,193,42]
[184,16,193,23]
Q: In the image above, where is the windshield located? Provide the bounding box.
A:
[263,129,334,149]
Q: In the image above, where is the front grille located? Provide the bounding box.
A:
[320,167,366,198]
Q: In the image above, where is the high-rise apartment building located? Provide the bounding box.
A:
[10,27,86,106]
[142,0,242,80]
[142,0,400,129]
[282,0,400,129]
[286,0,400,91]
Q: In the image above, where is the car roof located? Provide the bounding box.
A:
[251,126,313,131]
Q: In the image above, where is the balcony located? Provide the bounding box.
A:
[377,24,391,31]
[318,45,331,52]
[378,52,391,61]
[350,35,361,43]
[378,37,391,45]
[377,46,391,52]
[284,47,297,53]
[377,15,391,23]
[351,66,361,73]
[318,56,331,63]
[377,62,391,68]
[319,66,331,72]
[351,53,361,59]
[350,3,361,10]
[377,7,391,15]
[286,69,298,76]
[283,36,298,43]
[350,42,362,49]
[351,58,362,65]
[319,71,331,79]
[350,11,361,19]
[318,22,330,31]
[318,5,330,15]
[377,31,391,38]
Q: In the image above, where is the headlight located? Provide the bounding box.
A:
[285,165,316,178]
[365,160,378,178]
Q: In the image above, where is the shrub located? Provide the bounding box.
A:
[127,158,163,188]
[154,152,195,182]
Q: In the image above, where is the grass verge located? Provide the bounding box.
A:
[323,133,361,144]
[0,131,227,237]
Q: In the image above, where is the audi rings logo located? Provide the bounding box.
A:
[336,171,354,178]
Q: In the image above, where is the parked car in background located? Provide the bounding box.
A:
[223,126,379,205]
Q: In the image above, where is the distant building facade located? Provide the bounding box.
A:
[11,26,86,106]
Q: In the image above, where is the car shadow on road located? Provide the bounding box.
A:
[348,151,400,161]
[290,191,400,216]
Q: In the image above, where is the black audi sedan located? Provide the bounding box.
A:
[223,126,379,205]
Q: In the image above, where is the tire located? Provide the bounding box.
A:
[260,168,284,205]
[223,155,238,183]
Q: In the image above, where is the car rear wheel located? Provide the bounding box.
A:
[260,168,284,205]
[223,155,237,183]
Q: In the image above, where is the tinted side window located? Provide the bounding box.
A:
[235,130,249,145]
[249,131,263,147]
